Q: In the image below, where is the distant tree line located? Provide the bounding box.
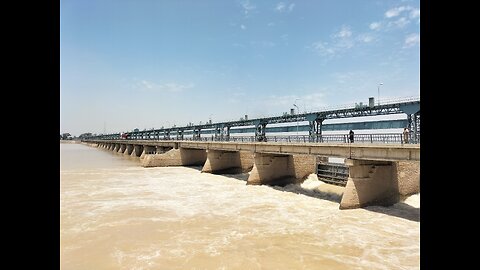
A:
[60,133,73,140]
[60,132,95,140]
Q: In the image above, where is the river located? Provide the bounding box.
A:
[60,143,419,269]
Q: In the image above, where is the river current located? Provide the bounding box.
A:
[60,143,419,269]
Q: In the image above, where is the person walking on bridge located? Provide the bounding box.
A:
[349,130,354,143]
[403,127,410,144]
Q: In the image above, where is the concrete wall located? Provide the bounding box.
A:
[201,150,254,174]
[202,150,241,173]
[292,154,317,180]
[239,151,254,172]
[141,148,207,167]
[339,159,420,209]
[140,145,156,159]
[247,153,293,186]
[393,161,420,196]
[156,146,173,154]
[340,159,399,209]
[316,156,329,164]
[247,153,316,186]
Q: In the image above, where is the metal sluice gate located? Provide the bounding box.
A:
[317,163,349,186]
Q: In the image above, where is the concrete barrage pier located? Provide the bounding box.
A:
[86,140,420,209]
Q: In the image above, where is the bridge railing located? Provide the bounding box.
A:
[260,134,414,144]
[104,133,419,144]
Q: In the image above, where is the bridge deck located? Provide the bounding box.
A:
[91,140,420,162]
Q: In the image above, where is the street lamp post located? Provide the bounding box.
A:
[293,99,299,139]
[377,83,383,106]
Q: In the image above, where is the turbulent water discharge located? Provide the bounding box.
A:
[60,143,419,270]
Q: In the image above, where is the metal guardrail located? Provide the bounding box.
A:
[105,133,419,144]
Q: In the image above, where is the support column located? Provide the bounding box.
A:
[218,125,227,141]
[124,144,134,156]
[225,126,230,141]
[399,102,419,142]
[193,128,201,140]
[201,150,254,174]
[255,122,267,142]
[164,131,170,140]
[214,127,221,141]
[118,144,126,153]
[340,159,399,209]
[177,130,184,140]
[130,145,144,157]
[113,144,120,152]
[141,148,207,167]
[308,121,316,142]
[247,153,315,186]
[407,114,413,143]
[316,118,324,142]
[413,113,420,143]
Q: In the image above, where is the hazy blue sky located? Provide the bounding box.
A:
[60,0,419,136]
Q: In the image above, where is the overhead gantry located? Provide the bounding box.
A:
[88,97,420,143]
